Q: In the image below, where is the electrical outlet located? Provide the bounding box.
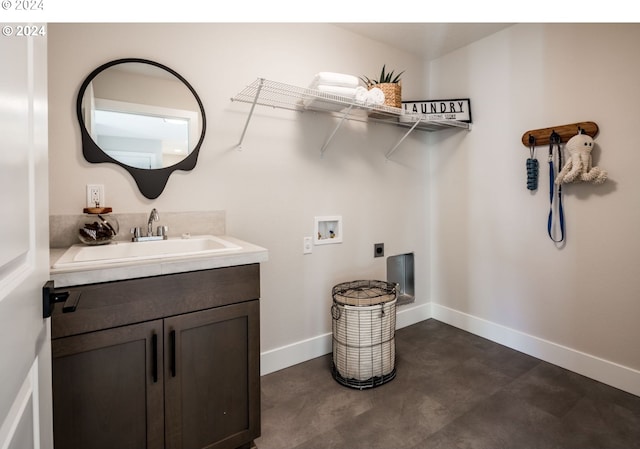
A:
[303,236,313,255]
[86,184,105,208]
[374,243,384,258]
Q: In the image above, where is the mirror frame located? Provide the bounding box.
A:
[76,58,207,199]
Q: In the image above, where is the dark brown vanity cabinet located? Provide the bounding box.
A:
[50,264,261,449]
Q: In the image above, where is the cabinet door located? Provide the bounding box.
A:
[165,300,260,449]
[52,320,164,449]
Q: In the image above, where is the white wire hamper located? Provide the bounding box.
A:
[331,280,398,389]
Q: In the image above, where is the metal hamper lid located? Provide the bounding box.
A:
[332,280,397,307]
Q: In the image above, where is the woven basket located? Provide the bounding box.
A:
[374,83,402,108]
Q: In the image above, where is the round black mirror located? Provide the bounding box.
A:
[77,58,206,199]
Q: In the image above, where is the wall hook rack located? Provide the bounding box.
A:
[521,121,598,147]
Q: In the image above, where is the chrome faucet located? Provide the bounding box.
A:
[130,208,167,242]
[147,208,159,236]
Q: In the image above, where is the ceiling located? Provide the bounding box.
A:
[334,23,514,61]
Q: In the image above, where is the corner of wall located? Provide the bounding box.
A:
[260,302,432,376]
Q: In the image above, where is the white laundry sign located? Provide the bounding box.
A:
[402,99,472,123]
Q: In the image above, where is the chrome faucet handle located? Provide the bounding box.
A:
[157,225,168,237]
[130,227,142,239]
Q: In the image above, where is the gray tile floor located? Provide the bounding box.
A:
[256,319,640,449]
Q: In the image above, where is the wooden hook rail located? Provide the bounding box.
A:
[521,121,598,147]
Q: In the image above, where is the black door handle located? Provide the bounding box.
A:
[151,333,158,383]
[42,280,81,318]
[170,329,176,377]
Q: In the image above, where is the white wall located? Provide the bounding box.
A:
[48,24,431,370]
[428,23,640,391]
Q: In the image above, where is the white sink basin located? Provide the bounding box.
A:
[53,235,241,268]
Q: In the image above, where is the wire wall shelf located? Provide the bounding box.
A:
[230,78,471,158]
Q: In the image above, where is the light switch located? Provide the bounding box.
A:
[303,236,313,254]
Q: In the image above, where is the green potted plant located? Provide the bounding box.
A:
[360,65,405,108]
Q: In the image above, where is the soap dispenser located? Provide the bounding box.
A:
[77,206,119,245]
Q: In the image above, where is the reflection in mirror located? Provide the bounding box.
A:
[77,59,206,199]
[93,109,190,169]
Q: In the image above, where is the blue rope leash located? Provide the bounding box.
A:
[547,131,565,243]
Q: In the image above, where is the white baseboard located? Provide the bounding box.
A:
[260,302,640,397]
[260,303,431,376]
[396,302,432,329]
[431,303,640,397]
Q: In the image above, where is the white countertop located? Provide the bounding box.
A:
[50,235,268,287]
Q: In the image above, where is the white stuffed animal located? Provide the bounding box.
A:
[555,133,607,185]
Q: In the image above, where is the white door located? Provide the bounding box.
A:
[0,27,53,449]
